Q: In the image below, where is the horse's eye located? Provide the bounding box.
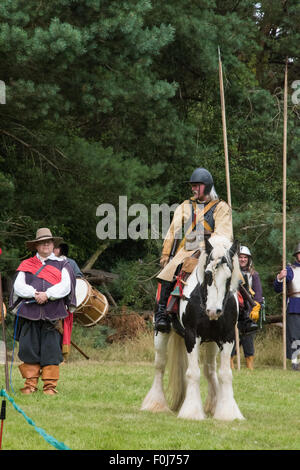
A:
[205,270,213,286]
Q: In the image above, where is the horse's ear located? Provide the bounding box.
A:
[205,237,213,255]
[229,240,239,258]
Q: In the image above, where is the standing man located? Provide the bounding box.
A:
[231,246,263,370]
[155,168,233,333]
[274,243,300,371]
[10,228,76,394]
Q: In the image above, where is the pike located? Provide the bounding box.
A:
[218,46,240,369]
[0,273,9,391]
[0,256,8,449]
[282,59,288,370]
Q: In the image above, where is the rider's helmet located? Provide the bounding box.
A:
[187,168,214,195]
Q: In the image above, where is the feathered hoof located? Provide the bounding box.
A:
[177,406,206,421]
[140,396,171,414]
[213,402,245,421]
[204,399,217,416]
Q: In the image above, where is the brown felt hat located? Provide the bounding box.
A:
[25,228,63,251]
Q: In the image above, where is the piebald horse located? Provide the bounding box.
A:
[141,235,244,421]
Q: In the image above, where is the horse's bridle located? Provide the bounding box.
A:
[197,252,233,315]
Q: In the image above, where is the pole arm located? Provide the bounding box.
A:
[218,46,231,208]
[282,59,288,370]
[218,47,240,369]
[0,275,9,391]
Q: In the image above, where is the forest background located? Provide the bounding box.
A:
[0,0,300,317]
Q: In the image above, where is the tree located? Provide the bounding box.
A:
[0,0,193,273]
[0,0,299,313]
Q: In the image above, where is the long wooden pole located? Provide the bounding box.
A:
[0,274,9,391]
[218,47,231,208]
[282,60,288,370]
[218,47,240,370]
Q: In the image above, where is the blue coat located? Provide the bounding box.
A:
[274,261,300,314]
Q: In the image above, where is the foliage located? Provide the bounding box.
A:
[111,252,160,310]
[0,0,300,312]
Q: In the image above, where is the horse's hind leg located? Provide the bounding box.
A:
[178,338,206,420]
[214,341,245,421]
[141,332,171,413]
[203,342,219,416]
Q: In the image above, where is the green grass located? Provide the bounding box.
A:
[1,327,299,451]
[2,361,300,450]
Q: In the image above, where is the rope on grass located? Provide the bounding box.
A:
[0,388,71,450]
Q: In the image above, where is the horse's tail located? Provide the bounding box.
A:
[167,330,188,412]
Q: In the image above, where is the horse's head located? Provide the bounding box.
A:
[201,237,239,321]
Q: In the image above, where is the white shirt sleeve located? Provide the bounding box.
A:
[14,272,36,298]
[46,267,71,300]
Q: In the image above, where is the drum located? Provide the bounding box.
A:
[74,278,109,327]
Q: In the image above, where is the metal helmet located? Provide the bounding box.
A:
[187,168,214,195]
[293,242,300,257]
[239,246,252,257]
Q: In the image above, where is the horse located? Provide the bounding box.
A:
[141,235,245,421]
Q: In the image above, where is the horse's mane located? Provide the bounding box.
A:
[231,253,241,291]
[197,235,240,292]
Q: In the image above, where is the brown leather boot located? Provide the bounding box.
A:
[230,356,236,369]
[41,365,60,395]
[19,363,41,394]
[246,356,254,370]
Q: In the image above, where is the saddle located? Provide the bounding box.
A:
[166,250,200,315]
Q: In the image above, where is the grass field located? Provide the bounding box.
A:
[1,327,300,451]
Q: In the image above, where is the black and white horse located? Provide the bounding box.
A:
[141,235,244,421]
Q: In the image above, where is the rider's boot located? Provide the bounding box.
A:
[154,281,174,334]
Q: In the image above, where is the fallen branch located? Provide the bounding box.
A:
[84,269,118,283]
[264,315,283,324]
[82,243,110,271]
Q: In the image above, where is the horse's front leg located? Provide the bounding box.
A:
[178,337,205,420]
[141,332,171,413]
[203,341,219,416]
[214,341,245,421]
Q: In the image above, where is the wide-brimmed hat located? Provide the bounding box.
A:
[25,228,63,251]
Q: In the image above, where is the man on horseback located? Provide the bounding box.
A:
[154,168,233,333]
